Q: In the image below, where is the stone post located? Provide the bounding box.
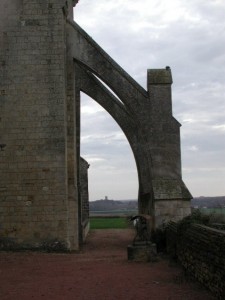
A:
[148,67,192,227]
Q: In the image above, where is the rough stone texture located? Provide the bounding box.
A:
[79,157,90,242]
[167,223,225,299]
[155,200,191,227]
[0,0,191,251]
[0,0,79,251]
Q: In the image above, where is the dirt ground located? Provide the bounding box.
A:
[0,229,215,300]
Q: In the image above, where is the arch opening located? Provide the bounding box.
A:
[75,60,155,219]
[79,93,139,243]
[80,92,138,202]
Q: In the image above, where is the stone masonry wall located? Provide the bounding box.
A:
[0,0,79,251]
[155,200,191,227]
[79,157,89,241]
[167,223,225,299]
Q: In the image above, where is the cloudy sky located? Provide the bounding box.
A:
[74,0,225,201]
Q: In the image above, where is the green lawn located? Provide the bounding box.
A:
[200,208,225,215]
[90,217,128,229]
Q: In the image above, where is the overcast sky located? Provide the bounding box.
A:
[74,0,225,201]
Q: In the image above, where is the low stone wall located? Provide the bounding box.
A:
[167,222,225,299]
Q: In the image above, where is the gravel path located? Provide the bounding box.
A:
[0,229,215,300]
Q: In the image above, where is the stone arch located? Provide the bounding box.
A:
[66,17,192,227]
[75,62,153,214]
[67,21,148,111]
[0,1,192,251]
[67,20,155,214]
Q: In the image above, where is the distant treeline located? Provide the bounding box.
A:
[192,196,225,208]
[89,199,137,211]
[90,196,225,211]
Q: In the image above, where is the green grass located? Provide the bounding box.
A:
[200,208,225,215]
[90,217,128,229]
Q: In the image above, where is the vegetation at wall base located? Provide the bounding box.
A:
[177,209,225,234]
[153,209,225,252]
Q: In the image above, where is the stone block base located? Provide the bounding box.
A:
[127,242,157,262]
[155,200,191,228]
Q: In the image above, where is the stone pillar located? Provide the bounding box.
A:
[79,157,90,242]
[148,67,192,227]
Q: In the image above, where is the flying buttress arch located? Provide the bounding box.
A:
[75,62,154,214]
[67,20,148,111]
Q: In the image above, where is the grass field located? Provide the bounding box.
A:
[90,217,129,229]
[200,208,225,214]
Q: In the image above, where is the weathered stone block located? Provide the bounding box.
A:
[155,200,191,227]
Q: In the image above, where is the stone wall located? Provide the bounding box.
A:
[167,223,225,299]
[79,157,89,242]
[0,0,79,251]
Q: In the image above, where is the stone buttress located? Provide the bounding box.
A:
[0,0,191,251]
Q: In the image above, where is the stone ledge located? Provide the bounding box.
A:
[148,67,172,84]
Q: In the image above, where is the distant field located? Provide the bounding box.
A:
[200,208,225,215]
[90,217,129,229]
